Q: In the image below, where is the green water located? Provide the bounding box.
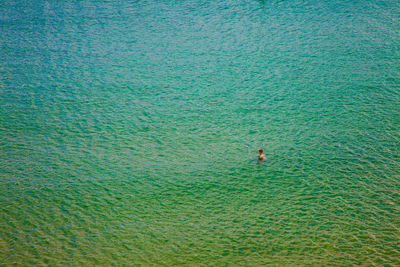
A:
[1,0,400,265]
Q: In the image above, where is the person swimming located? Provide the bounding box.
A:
[258,149,266,161]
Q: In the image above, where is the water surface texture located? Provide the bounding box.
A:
[1,0,400,265]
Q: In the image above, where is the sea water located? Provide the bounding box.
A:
[1,0,399,265]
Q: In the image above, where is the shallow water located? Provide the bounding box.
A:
[1,0,400,265]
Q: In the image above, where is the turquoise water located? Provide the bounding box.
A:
[1,0,400,265]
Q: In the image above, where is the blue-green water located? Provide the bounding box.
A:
[1,0,400,265]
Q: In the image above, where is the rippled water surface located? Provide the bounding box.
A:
[1,0,400,265]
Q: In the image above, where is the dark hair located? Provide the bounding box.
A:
[258,149,263,153]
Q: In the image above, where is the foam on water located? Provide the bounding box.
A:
[1,0,400,265]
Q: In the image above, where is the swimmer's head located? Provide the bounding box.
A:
[258,149,263,154]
